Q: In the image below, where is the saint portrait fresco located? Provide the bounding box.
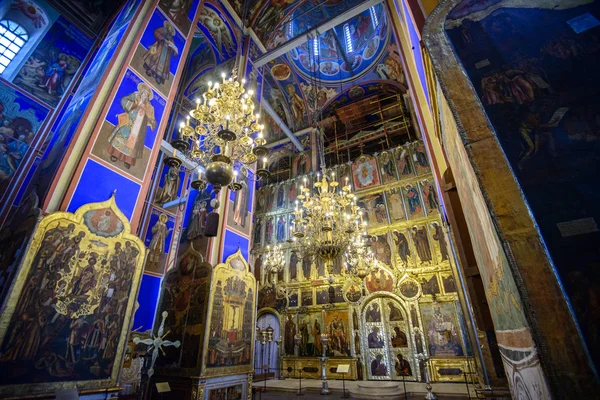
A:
[205,251,255,375]
[430,222,449,263]
[421,275,441,296]
[395,145,414,178]
[155,165,182,205]
[386,187,407,222]
[159,0,199,35]
[378,151,398,183]
[403,184,424,219]
[154,244,211,371]
[325,311,350,357]
[365,302,382,323]
[227,174,252,236]
[391,327,408,348]
[130,10,185,97]
[370,354,388,377]
[412,143,431,175]
[411,226,433,266]
[368,326,385,348]
[144,210,175,275]
[394,353,412,377]
[420,303,464,357]
[91,70,166,180]
[352,155,380,190]
[420,180,439,215]
[392,230,412,268]
[370,234,392,265]
[0,197,144,395]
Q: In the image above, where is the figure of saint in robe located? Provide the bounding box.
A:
[187,194,207,240]
[393,231,411,267]
[312,319,323,356]
[432,223,449,261]
[233,181,249,227]
[108,83,156,169]
[411,226,432,264]
[143,21,179,85]
[155,165,180,204]
[405,184,422,216]
[147,214,170,272]
[284,314,296,355]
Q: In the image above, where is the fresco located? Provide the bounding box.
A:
[0,82,50,192]
[90,69,166,180]
[226,171,253,236]
[204,250,255,375]
[143,208,176,275]
[159,0,199,35]
[386,187,407,222]
[14,16,93,107]
[197,2,239,62]
[446,1,600,363]
[0,197,144,395]
[130,9,186,97]
[420,303,464,357]
[297,312,324,357]
[352,155,380,190]
[154,245,211,370]
[357,192,389,228]
[324,310,350,357]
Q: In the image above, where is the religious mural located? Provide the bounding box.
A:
[154,244,212,371]
[357,192,389,228]
[130,9,185,97]
[14,16,93,107]
[226,170,253,237]
[154,164,183,206]
[143,209,175,275]
[197,2,238,62]
[0,197,144,395]
[204,250,255,375]
[159,0,199,36]
[420,303,464,358]
[90,69,166,180]
[253,141,467,382]
[352,155,380,190]
[0,82,49,192]
[445,0,600,363]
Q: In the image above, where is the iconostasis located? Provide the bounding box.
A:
[252,140,475,382]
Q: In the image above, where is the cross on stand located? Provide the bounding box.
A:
[133,311,181,400]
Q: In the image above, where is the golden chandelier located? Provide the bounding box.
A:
[291,170,365,275]
[175,70,270,191]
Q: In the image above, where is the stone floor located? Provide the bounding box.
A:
[252,378,485,400]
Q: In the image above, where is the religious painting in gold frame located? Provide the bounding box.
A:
[202,249,256,377]
[0,196,145,397]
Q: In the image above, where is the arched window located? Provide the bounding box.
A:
[0,19,28,74]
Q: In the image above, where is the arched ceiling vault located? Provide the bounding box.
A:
[225,0,418,160]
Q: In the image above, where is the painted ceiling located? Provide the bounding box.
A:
[179,0,415,159]
[259,3,409,135]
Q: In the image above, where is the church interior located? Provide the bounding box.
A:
[0,0,598,399]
